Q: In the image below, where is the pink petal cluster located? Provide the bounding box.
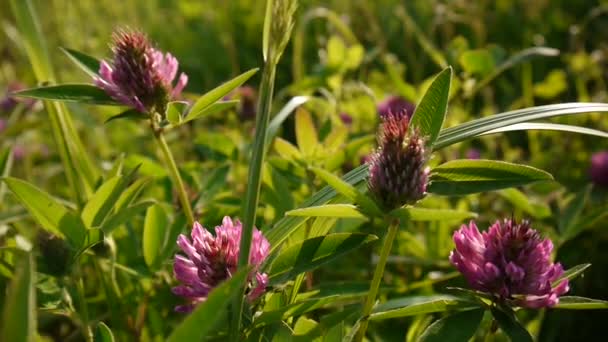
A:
[450,219,569,308]
[368,109,430,209]
[590,151,608,187]
[94,30,187,113]
[172,217,270,312]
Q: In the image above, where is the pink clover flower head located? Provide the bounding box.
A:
[172,216,270,312]
[368,110,429,210]
[377,95,415,120]
[449,219,569,308]
[94,29,188,113]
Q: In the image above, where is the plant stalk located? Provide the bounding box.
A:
[154,130,195,226]
[230,60,277,341]
[356,218,400,341]
[75,265,93,342]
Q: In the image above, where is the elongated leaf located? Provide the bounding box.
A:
[1,253,35,342]
[2,177,85,245]
[255,296,352,327]
[94,322,115,342]
[551,263,591,287]
[167,268,250,342]
[166,101,188,125]
[181,100,238,125]
[286,204,366,219]
[295,109,318,156]
[390,207,477,221]
[498,188,551,219]
[370,296,477,321]
[310,167,382,217]
[115,177,150,210]
[491,308,533,342]
[482,122,608,139]
[265,164,368,250]
[429,159,553,195]
[60,47,101,78]
[434,103,608,150]
[13,84,119,105]
[419,308,485,342]
[101,200,155,234]
[187,68,258,118]
[410,67,452,145]
[143,204,169,270]
[269,233,378,285]
[554,296,608,310]
[104,109,148,124]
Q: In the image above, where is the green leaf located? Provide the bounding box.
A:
[1,253,36,342]
[265,164,369,250]
[390,207,477,221]
[482,122,608,139]
[101,200,155,234]
[269,233,378,285]
[167,268,250,342]
[81,166,139,228]
[286,204,366,219]
[266,96,310,148]
[309,167,382,217]
[262,0,272,62]
[2,177,85,245]
[104,109,148,124]
[165,101,188,125]
[429,159,553,195]
[551,263,591,287]
[491,308,533,342]
[187,68,258,118]
[295,109,319,156]
[143,204,169,271]
[409,67,452,145]
[114,178,151,210]
[554,296,608,310]
[94,322,115,342]
[255,297,352,327]
[13,84,119,105]
[60,47,101,78]
[370,295,477,321]
[433,103,608,150]
[419,308,485,342]
[181,100,238,125]
[459,49,495,76]
[77,228,104,259]
[559,185,592,235]
[497,188,551,219]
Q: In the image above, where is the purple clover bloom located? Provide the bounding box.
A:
[450,219,569,308]
[377,95,415,120]
[172,217,270,312]
[368,110,429,210]
[465,148,481,159]
[2,82,38,113]
[590,151,608,187]
[95,30,188,113]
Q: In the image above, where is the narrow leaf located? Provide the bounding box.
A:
[552,263,591,287]
[559,186,592,235]
[167,268,250,342]
[104,109,148,124]
[101,200,155,234]
[295,109,318,156]
[143,204,169,270]
[1,253,36,342]
[269,233,378,285]
[266,96,310,147]
[370,296,477,321]
[554,296,608,310]
[429,159,553,195]
[13,84,119,105]
[187,68,258,118]
[419,308,485,342]
[286,204,366,219]
[94,322,115,342]
[165,101,188,125]
[60,47,101,78]
[0,147,14,203]
[181,100,238,125]
[390,207,477,221]
[410,67,452,145]
[482,122,608,139]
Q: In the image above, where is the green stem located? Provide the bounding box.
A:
[231,61,277,341]
[154,130,195,226]
[356,219,400,342]
[75,265,93,342]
